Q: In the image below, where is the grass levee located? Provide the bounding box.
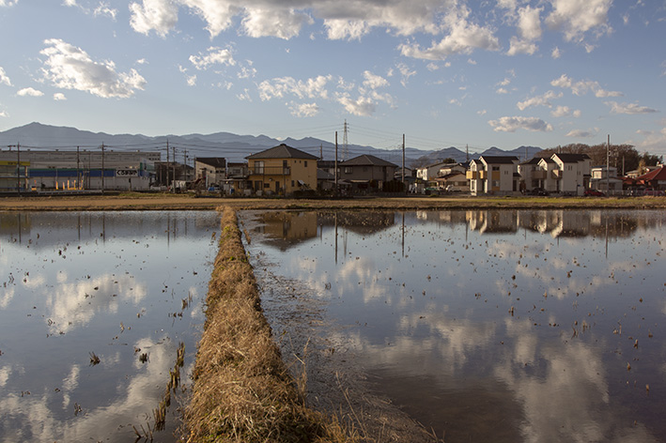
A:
[183,207,349,443]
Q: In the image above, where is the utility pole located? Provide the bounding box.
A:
[402,134,406,193]
[101,143,105,194]
[334,131,338,197]
[166,139,170,189]
[606,134,610,193]
[342,120,348,161]
[16,142,20,194]
[76,146,80,190]
[172,145,176,193]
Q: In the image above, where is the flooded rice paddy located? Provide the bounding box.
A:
[0,211,219,443]
[242,209,666,443]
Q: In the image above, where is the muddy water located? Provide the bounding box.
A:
[242,209,666,443]
[0,211,219,443]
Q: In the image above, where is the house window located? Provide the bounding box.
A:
[291,180,295,187]
[504,170,508,175]
[255,161,264,174]
[492,180,500,187]
[264,183,270,189]
[344,167,352,174]
[304,161,308,167]
[492,166,500,171]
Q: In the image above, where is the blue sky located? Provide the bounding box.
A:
[0,0,665,156]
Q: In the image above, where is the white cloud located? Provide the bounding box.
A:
[517,90,562,110]
[566,128,598,138]
[258,75,333,101]
[40,39,146,99]
[488,116,554,132]
[336,93,376,116]
[550,74,622,97]
[17,87,44,97]
[0,67,11,86]
[0,110,8,118]
[605,101,658,115]
[545,0,612,43]
[551,105,580,117]
[189,46,235,70]
[289,101,319,117]
[94,3,117,19]
[186,74,196,86]
[241,6,312,39]
[396,63,416,87]
[399,7,500,60]
[551,46,561,59]
[129,0,179,37]
[0,0,19,6]
[507,36,538,55]
[496,87,509,94]
[362,71,389,90]
[517,6,542,41]
[236,88,251,101]
[53,92,67,101]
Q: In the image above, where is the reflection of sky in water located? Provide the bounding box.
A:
[244,209,666,443]
[0,211,218,443]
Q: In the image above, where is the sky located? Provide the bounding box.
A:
[0,0,665,156]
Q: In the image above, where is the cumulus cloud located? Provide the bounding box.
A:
[129,0,179,37]
[551,46,561,59]
[0,67,11,86]
[550,74,622,97]
[17,87,44,97]
[488,116,554,132]
[545,0,612,43]
[53,92,67,100]
[605,101,658,115]
[258,75,332,101]
[336,93,376,116]
[517,90,562,110]
[289,101,319,117]
[551,105,581,117]
[399,11,500,60]
[40,39,146,98]
[0,0,19,6]
[189,46,235,70]
[241,6,312,39]
[362,71,389,89]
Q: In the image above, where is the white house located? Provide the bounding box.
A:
[467,156,519,195]
[551,153,591,195]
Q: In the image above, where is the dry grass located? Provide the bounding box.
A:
[183,207,350,443]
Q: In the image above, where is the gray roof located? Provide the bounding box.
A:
[196,157,226,168]
[481,155,519,164]
[340,154,398,167]
[317,168,335,180]
[553,153,591,163]
[246,143,319,160]
[520,157,543,165]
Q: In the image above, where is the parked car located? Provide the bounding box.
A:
[527,187,549,196]
[642,189,664,196]
[584,189,605,197]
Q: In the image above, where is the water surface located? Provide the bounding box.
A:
[243,209,666,443]
[0,211,219,443]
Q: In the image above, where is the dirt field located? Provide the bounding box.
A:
[1,192,665,211]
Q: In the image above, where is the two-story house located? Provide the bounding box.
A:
[467,156,519,195]
[550,153,591,195]
[246,144,318,195]
[195,157,226,188]
[338,154,398,192]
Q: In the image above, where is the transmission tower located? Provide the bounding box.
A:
[342,120,349,161]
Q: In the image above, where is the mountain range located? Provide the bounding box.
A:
[0,122,542,166]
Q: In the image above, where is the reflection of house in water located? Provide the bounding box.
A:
[466,211,518,234]
[253,211,318,250]
[517,210,641,239]
[317,211,395,235]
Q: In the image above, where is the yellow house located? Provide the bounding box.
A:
[246,143,318,195]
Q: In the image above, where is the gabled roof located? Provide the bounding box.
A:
[317,168,335,180]
[553,153,591,163]
[520,157,542,165]
[538,157,557,164]
[481,155,519,164]
[246,143,319,160]
[196,157,226,168]
[637,165,666,181]
[340,154,398,167]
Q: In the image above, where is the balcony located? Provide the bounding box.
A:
[466,171,478,179]
[249,167,291,176]
[532,170,546,179]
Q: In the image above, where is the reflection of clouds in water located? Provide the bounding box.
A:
[0,335,176,443]
[22,274,46,289]
[44,273,147,334]
[0,287,14,309]
[0,365,10,387]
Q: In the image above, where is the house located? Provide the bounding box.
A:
[338,154,399,192]
[246,143,318,195]
[467,156,519,195]
[517,157,543,192]
[550,153,591,195]
[195,157,226,188]
[434,171,469,192]
[589,166,623,193]
[416,160,457,183]
[633,165,666,191]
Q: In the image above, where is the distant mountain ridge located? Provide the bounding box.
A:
[0,122,541,166]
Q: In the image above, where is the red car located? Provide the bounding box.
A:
[584,189,605,197]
